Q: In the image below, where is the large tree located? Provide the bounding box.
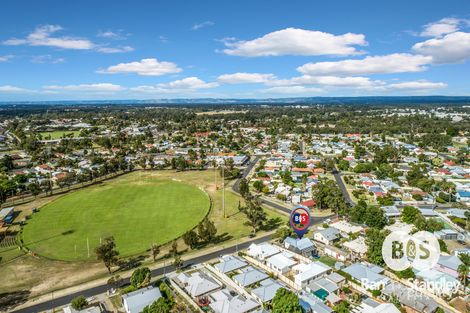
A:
[365,229,387,266]
[241,198,267,234]
[183,230,199,249]
[95,236,119,273]
[271,288,302,313]
[131,267,151,289]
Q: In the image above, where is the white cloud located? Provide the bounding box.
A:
[412,31,470,63]
[0,85,28,92]
[98,58,182,76]
[286,75,383,88]
[131,77,218,93]
[4,25,94,50]
[4,25,133,53]
[386,80,447,90]
[261,86,323,94]
[31,54,65,64]
[222,28,367,57]
[0,55,13,62]
[96,46,134,53]
[297,53,432,76]
[217,72,277,84]
[192,21,214,31]
[97,30,127,40]
[420,18,465,37]
[43,83,124,92]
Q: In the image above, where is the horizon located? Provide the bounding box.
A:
[1,0,470,101]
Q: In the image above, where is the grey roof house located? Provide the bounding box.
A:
[122,286,161,313]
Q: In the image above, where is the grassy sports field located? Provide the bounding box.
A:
[39,130,81,139]
[21,174,210,261]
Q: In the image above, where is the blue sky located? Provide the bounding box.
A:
[1,0,470,100]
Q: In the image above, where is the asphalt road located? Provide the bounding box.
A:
[332,168,356,207]
[12,234,273,313]
[232,156,292,214]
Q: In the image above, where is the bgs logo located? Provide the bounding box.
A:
[382,230,440,272]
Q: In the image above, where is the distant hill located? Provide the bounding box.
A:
[1,96,470,106]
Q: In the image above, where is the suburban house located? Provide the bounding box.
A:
[209,289,260,313]
[175,271,222,297]
[284,237,317,257]
[313,228,341,245]
[382,282,439,313]
[122,286,161,313]
[434,255,468,279]
[353,298,400,313]
[266,252,297,274]
[214,255,248,274]
[247,243,280,261]
[324,245,349,262]
[251,278,284,303]
[292,262,331,288]
[233,267,269,288]
[342,263,389,290]
[330,221,364,237]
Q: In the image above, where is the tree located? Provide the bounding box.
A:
[131,267,151,288]
[170,240,178,257]
[197,219,217,243]
[402,206,420,224]
[457,253,470,287]
[95,236,119,273]
[142,297,171,313]
[173,254,183,270]
[28,182,41,197]
[364,206,387,229]
[333,301,350,313]
[271,288,302,313]
[241,198,267,234]
[71,296,88,310]
[238,178,250,198]
[253,180,264,192]
[365,229,387,266]
[151,243,160,262]
[183,230,199,249]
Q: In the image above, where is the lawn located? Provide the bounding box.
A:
[39,130,81,139]
[21,174,210,261]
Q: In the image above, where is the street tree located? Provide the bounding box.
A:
[95,236,119,273]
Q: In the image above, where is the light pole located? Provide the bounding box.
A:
[223,162,226,218]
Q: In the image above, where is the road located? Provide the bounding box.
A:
[332,169,356,206]
[233,156,333,218]
[12,234,273,313]
[232,156,293,214]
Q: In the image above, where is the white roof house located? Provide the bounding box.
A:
[209,289,260,313]
[330,220,363,235]
[343,236,368,257]
[63,306,101,313]
[122,286,162,313]
[176,271,222,297]
[247,243,280,260]
[293,262,331,287]
[215,255,248,274]
[353,298,400,313]
[342,263,389,290]
[382,282,438,313]
[266,252,297,274]
[313,228,340,245]
[251,278,284,303]
[233,267,269,287]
